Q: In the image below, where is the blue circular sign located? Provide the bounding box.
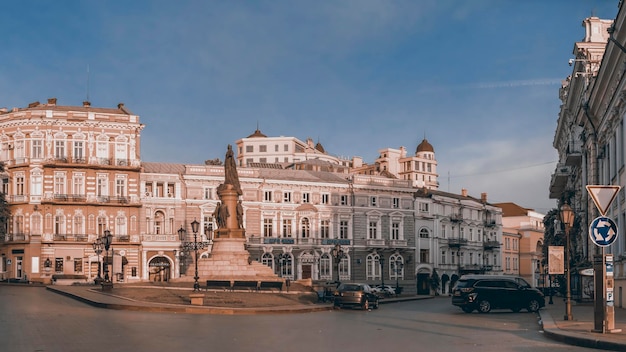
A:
[589,216,619,247]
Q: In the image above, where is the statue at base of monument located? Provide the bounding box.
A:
[213,201,229,229]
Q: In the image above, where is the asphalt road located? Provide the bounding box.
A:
[0,286,600,352]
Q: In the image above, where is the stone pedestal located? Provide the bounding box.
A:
[215,185,245,239]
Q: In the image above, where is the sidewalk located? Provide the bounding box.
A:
[45,285,430,315]
[539,296,626,351]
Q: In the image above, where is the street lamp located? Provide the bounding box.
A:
[560,203,575,321]
[102,229,113,290]
[331,244,344,285]
[395,258,404,294]
[92,236,103,283]
[379,255,386,288]
[180,219,207,291]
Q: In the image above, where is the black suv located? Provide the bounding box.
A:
[451,275,545,313]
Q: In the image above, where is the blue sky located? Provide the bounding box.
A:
[1,0,620,214]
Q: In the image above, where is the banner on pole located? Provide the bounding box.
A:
[549,246,564,275]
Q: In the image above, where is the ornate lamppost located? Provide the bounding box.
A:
[379,255,386,288]
[92,236,103,284]
[395,258,404,294]
[101,229,113,291]
[560,203,575,321]
[331,244,344,285]
[179,219,208,291]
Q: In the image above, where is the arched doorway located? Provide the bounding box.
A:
[416,267,431,295]
[149,256,171,282]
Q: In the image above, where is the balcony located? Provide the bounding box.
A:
[388,239,408,247]
[549,164,570,199]
[483,240,500,250]
[449,213,463,223]
[484,220,496,228]
[565,140,582,166]
[448,238,468,248]
[52,234,89,242]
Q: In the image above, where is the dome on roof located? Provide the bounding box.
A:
[247,129,267,138]
[416,138,434,154]
[315,142,326,154]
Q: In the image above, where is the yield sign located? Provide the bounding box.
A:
[586,185,621,215]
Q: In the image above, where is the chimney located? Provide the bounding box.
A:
[47,98,57,106]
[461,188,468,197]
[83,101,91,107]
[481,192,487,203]
[27,101,40,108]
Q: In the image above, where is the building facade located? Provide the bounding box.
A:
[551,6,626,307]
[0,100,504,295]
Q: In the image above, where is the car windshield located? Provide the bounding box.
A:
[515,278,531,288]
[454,279,472,289]
[338,284,363,291]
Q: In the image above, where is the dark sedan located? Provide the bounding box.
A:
[333,283,379,310]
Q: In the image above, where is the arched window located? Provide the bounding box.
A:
[116,215,127,236]
[97,216,107,236]
[390,253,404,280]
[261,253,273,268]
[14,215,23,235]
[301,217,310,238]
[54,214,65,235]
[419,228,430,238]
[154,211,165,235]
[366,253,381,280]
[320,254,331,279]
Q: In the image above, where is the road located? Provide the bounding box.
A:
[0,286,599,352]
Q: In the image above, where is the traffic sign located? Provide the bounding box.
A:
[586,185,621,215]
[589,216,619,247]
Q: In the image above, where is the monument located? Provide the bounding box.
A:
[191,145,281,284]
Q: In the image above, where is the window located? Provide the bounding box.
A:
[283,191,291,203]
[31,173,42,196]
[259,145,267,152]
[116,216,127,236]
[391,222,400,240]
[419,228,429,238]
[340,195,348,205]
[301,218,310,238]
[54,215,65,235]
[97,175,108,197]
[15,175,24,196]
[321,194,329,204]
[419,202,429,212]
[339,221,349,239]
[55,140,65,160]
[282,219,292,237]
[264,191,272,202]
[74,141,84,161]
[74,258,83,273]
[274,145,279,152]
[441,224,446,238]
[339,256,349,279]
[320,254,331,279]
[55,258,63,273]
[392,197,400,208]
[368,221,378,239]
[302,192,310,203]
[261,253,273,268]
[370,196,377,206]
[320,220,330,239]
[73,173,85,196]
[390,254,403,280]
[54,172,66,196]
[115,176,126,197]
[31,139,43,159]
[420,249,429,263]
[441,251,446,264]
[246,145,253,152]
[284,144,288,151]
[366,254,380,280]
[73,215,84,235]
[263,218,273,237]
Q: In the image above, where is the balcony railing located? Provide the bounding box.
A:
[247,237,352,246]
[448,238,468,247]
[52,234,89,242]
[483,240,500,250]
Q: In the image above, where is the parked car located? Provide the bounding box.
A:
[372,285,396,297]
[451,275,545,313]
[333,283,380,310]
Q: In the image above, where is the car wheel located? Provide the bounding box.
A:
[527,299,540,312]
[362,298,370,310]
[478,300,491,313]
[461,306,473,313]
[511,307,522,313]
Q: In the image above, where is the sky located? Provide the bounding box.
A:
[0,0,621,214]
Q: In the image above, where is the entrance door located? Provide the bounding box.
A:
[15,256,23,279]
[302,265,312,279]
[416,273,430,295]
[149,256,171,282]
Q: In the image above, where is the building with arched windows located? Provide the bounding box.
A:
[0,100,503,295]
